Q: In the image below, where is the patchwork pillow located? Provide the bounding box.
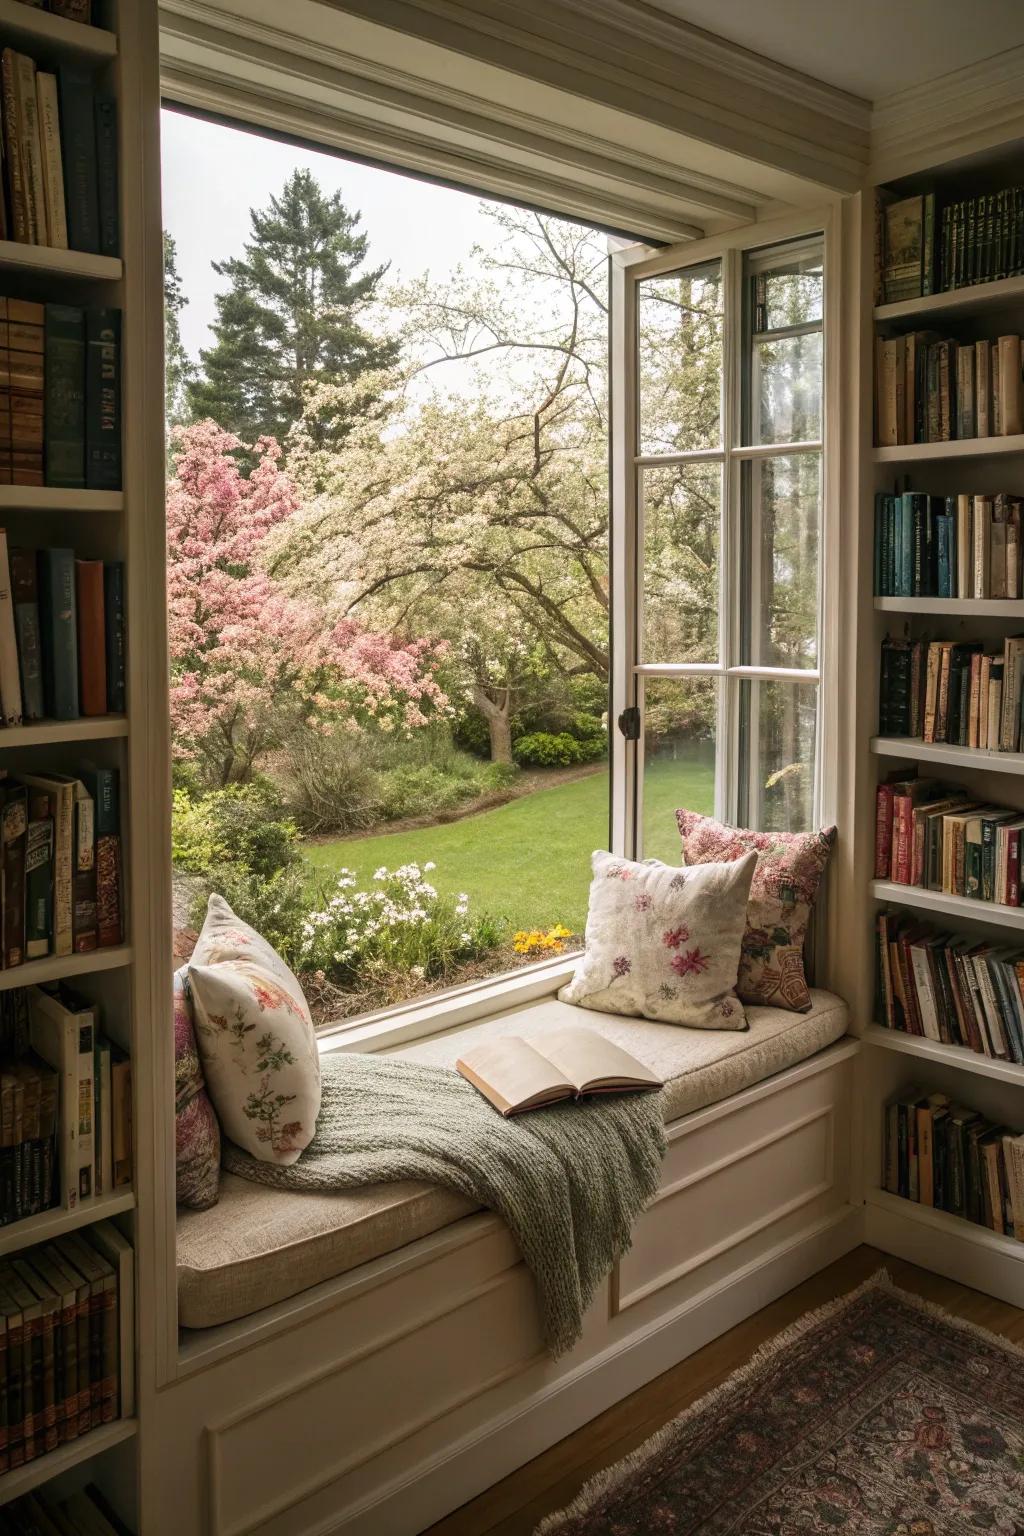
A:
[675,811,836,1013]
[174,967,221,1211]
[188,895,321,1166]
[558,849,755,1029]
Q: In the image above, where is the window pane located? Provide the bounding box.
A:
[638,260,723,455]
[742,452,820,669]
[641,463,720,664]
[752,253,823,332]
[739,679,817,833]
[753,330,822,445]
[641,677,717,863]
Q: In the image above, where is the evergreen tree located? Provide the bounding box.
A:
[163,231,194,433]
[187,170,397,447]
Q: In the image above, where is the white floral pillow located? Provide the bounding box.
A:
[558,850,756,1029]
[188,894,321,1165]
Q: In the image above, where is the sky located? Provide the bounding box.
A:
[160,108,507,364]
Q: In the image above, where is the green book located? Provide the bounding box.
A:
[44,305,85,489]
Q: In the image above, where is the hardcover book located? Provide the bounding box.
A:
[456,1028,662,1116]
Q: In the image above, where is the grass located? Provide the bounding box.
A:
[305,750,714,934]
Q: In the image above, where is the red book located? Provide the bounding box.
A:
[1009,828,1021,907]
[875,783,895,878]
[74,560,106,717]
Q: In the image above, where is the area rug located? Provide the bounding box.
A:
[536,1271,1024,1534]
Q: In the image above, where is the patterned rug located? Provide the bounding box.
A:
[537,1272,1024,1534]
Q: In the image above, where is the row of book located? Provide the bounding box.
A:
[878,636,1024,752]
[877,910,1024,1063]
[873,489,1024,600]
[0,1484,129,1536]
[0,766,123,968]
[0,45,116,255]
[0,1220,133,1474]
[875,332,1024,446]
[12,983,132,1215]
[11,3,94,23]
[875,775,1024,907]
[0,298,121,489]
[877,185,1024,303]
[883,1087,1024,1241]
[0,541,124,725]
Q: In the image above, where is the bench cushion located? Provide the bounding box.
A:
[177,989,848,1330]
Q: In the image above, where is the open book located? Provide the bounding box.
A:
[456,1027,662,1117]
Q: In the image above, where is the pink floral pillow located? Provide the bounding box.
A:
[559,850,755,1029]
[188,895,321,1166]
[675,811,836,1013]
[174,967,221,1210]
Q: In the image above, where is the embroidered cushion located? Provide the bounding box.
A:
[174,966,221,1211]
[188,894,321,1166]
[558,850,755,1029]
[675,811,836,1013]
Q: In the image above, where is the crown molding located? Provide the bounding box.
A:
[870,45,1024,183]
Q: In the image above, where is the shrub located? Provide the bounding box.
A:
[172,783,298,881]
[376,763,477,821]
[192,862,311,966]
[299,863,503,986]
[513,731,584,768]
[281,730,382,835]
[479,761,520,791]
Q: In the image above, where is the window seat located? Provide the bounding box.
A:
[177,988,849,1330]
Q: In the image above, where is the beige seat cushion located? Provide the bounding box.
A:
[177,989,848,1330]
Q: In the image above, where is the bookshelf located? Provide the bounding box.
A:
[0,0,168,1527]
[863,145,1024,1311]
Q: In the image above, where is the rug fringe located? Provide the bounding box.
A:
[533,1267,1023,1535]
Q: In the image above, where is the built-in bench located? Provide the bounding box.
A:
[178,989,850,1329]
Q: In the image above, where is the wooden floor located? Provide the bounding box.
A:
[423,1245,1024,1536]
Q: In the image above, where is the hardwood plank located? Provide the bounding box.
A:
[423,1245,1024,1536]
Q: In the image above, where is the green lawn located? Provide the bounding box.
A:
[305,751,714,934]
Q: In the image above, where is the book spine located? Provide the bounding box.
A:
[0,53,28,244]
[15,51,46,248]
[74,560,106,717]
[24,806,52,962]
[91,768,121,948]
[875,783,895,879]
[0,530,22,727]
[94,97,119,259]
[1,790,26,970]
[58,69,99,255]
[103,562,125,713]
[38,549,79,719]
[72,788,96,954]
[112,1056,131,1187]
[85,308,121,491]
[35,73,67,250]
[44,305,86,489]
[50,1,93,20]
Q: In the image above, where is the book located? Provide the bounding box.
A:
[37,548,78,720]
[94,96,118,259]
[84,308,120,491]
[20,774,73,957]
[81,766,121,947]
[110,1046,130,1186]
[57,68,99,255]
[44,305,85,488]
[86,1221,132,1416]
[71,779,96,953]
[884,195,925,303]
[15,50,47,248]
[103,561,124,713]
[57,1233,115,1425]
[455,1028,662,1116]
[74,558,106,716]
[0,529,23,726]
[28,984,94,1207]
[35,71,67,251]
[24,789,54,961]
[11,549,43,722]
[1,51,29,244]
[1,784,27,969]
[92,1035,110,1196]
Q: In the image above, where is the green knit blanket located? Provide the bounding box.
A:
[223,1053,667,1357]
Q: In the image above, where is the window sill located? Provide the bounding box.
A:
[316,953,579,1057]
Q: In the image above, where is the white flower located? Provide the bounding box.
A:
[373,866,388,881]
[460,932,471,944]
[424,861,436,872]
[411,965,425,979]
[457,893,468,903]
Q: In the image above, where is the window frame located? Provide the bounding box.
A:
[610,209,839,864]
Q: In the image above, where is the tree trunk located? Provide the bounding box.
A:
[472,684,513,764]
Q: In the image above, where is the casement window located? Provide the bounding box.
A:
[610,225,828,867]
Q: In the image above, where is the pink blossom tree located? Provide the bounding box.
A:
[166,421,447,788]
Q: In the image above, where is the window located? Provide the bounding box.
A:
[618,232,825,857]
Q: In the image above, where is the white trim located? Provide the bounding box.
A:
[871,44,1024,186]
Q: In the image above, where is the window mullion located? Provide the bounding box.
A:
[720,245,743,824]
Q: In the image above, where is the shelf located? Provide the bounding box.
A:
[875,434,1024,463]
[0,1187,134,1260]
[0,1419,137,1508]
[865,1187,1024,1263]
[875,273,1024,324]
[863,1022,1024,1084]
[0,1,117,61]
[0,944,131,994]
[872,736,1024,773]
[0,242,121,284]
[872,879,1024,929]
[0,715,127,749]
[0,487,123,514]
[875,596,1024,616]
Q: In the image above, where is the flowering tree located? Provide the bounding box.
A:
[166,420,448,787]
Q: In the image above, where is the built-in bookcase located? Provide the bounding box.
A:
[863,141,1024,1308]
[0,2,167,1529]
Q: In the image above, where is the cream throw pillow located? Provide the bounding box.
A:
[189,894,321,1165]
[558,850,756,1029]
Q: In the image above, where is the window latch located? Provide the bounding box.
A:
[617,706,641,741]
